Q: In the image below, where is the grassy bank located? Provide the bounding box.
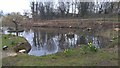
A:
[1,34,26,47]
[2,46,118,66]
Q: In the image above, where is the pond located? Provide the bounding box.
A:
[2,27,105,56]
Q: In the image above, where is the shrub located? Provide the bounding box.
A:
[63,49,73,57]
[88,43,98,52]
[51,55,57,59]
[81,42,98,54]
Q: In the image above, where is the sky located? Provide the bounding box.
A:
[0,0,57,14]
[0,0,31,14]
[0,0,119,14]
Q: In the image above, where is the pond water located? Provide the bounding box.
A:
[2,27,103,56]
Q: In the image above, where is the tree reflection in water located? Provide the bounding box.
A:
[26,28,100,56]
[4,27,100,56]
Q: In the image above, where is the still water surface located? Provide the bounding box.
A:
[2,27,101,56]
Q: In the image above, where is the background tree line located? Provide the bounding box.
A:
[30,1,120,20]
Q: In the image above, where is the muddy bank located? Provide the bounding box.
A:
[4,19,119,32]
[2,42,31,58]
[31,19,119,30]
[13,42,31,53]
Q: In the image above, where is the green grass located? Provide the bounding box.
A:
[2,46,118,66]
[1,34,26,47]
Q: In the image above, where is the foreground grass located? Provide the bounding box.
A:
[2,46,118,66]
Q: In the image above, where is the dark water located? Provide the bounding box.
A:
[2,27,102,56]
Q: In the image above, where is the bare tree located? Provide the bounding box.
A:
[30,2,35,20]
[44,2,54,19]
[58,2,66,18]
[30,1,118,20]
[38,2,45,19]
[77,2,89,17]
[65,2,70,17]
